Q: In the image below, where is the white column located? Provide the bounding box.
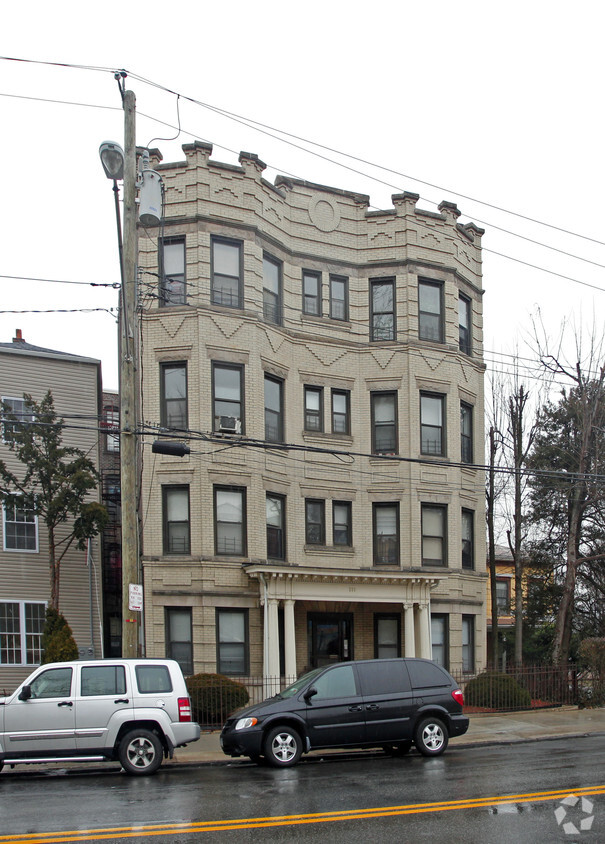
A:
[403,603,416,657]
[418,603,431,659]
[267,598,280,695]
[284,599,297,684]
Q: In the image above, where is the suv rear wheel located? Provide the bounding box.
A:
[414,717,448,756]
[118,729,163,775]
[264,725,303,768]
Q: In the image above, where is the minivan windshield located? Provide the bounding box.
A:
[278,667,324,699]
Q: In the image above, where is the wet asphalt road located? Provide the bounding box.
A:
[1,736,604,842]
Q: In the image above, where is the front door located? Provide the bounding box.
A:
[308,612,353,668]
[3,666,76,757]
[304,662,365,748]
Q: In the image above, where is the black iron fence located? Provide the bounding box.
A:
[451,664,600,712]
[186,665,602,728]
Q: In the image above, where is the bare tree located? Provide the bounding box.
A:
[528,330,605,665]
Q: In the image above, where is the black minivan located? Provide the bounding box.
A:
[220,658,468,767]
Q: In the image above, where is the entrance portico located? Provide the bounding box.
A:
[246,564,444,691]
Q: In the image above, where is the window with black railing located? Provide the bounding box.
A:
[215,487,246,556]
[266,494,286,559]
[264,374,284,442]
[462,508,474,569]
[371,392,398,454]
[422,504,447,566]
[331,389,350,435]
[162,486,190,555]
[305,499,325,545]
[160,238,186,306]
[263,254,282,325]
[329,275,348,321]
[160,362,188,431]
[459,294,472,355]
[211,238,242,309]
[421,393,445,456]
[418,279,443,342]
[373,503,399,565]
[304,386,323,432]
[370,278,395,341]
[303,270,322,316]
[460,402,473,464]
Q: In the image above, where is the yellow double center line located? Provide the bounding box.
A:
[3,785,605,842]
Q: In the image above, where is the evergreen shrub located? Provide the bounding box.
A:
[186,673,250,725]
[465,671,531,709]
[41,607,79,663]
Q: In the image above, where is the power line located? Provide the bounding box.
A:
[0,274,119,287]
[4,66,605,277]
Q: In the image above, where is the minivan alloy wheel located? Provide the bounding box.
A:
[264,725,303,767]
[414,717,449,757]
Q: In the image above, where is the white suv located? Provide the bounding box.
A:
[0,659,200,775]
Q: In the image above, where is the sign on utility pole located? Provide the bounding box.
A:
[128,583,143,612]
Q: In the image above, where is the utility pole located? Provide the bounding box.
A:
[120,88,140,657]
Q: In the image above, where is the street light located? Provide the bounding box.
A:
[99,141,125,181]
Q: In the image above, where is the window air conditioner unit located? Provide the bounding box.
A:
[219,416,241,433]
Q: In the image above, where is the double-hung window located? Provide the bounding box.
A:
[331,389,350,435]
[2,396,34,442]
[329,275,348,320]
[460,402,473,464]
[371,392,397,454]
[165,607,193,675]
[103,405,120,453]
[375,614,400,659]
[303,270,321,315]
[459,294,471,354]
[263,254,282,325]
[422,504,447,566]
[216,609,248,675]
[212,363,244,434]
[373,503,399,565]
[304,386,323,432]
[496,580,510,613]
[461,509,474,569]
[431,614,449,668]
[160,363,187,430]
[160,238,186,306]
[266,494,286,560]
[418,279,443,342]
[305,499,325,545]
[215,487,246,556]
[3,500,38,551]
[162,486,190,555]
[0,601,45,665]
[333,501,352,546]
[264,375,284,443]
[421,393,445,456]
[211,237,242,308]
[462,615,475,672]
[370,278,395,341]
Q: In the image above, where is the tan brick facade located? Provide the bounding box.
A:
[138,143,486,681]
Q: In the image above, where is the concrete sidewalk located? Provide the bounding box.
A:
[170,706,605,766]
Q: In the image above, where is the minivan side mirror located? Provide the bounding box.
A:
[18,684,32,701]
[303,686,317,702]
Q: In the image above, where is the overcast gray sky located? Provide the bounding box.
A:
[2,0,603,392]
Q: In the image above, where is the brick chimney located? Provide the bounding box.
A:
[13,329,25,343]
